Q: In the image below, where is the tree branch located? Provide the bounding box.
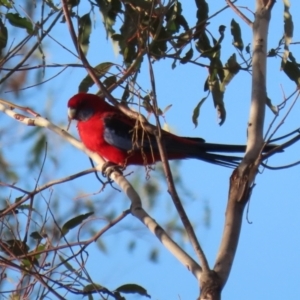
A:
[0,99,202,280]
[205,1,275,297]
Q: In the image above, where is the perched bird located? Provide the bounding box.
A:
[67,93,269,167]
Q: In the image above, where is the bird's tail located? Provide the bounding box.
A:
[178,137,278,167]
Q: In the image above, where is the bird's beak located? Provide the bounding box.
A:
[67,107,77,131]
[68,107,77,120]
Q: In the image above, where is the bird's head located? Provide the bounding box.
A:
[67,93,107,122]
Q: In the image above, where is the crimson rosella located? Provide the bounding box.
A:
[67,93,271,167]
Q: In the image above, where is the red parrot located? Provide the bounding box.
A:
[67,93,266,167]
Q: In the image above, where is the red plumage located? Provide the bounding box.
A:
[67,93,247,167]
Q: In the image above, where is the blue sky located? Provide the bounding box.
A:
[1,1,300,299]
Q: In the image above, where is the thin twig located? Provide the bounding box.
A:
[0,11,63,85]
[145,8,208,271]
[226,0,253,27]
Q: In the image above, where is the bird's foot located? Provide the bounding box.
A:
[101,161,123,177]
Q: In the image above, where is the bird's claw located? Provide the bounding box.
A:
[101,161,123,177]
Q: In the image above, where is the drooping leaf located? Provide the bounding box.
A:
[0,18,7,54]
[245,43,250,54]
[150,21,169,57]
[0,150,18,181]
[29,134,47,167]
[282,0,293,65]
[230,19,244,51]
[192,95,208,127]
[282,59,300,86]
[203,76,209,91]
[197,26,224,58]
[267,48,277,57]
[266,96,278,115]
[67,0,80,7]
[0,239,29,256]
[44,0,60,11]
[6,13,34,34]
[176,31,191,48]
[116,284,150,298]
[208,79,226,125]
[61,212,94,237]
[220,53,240,92]
[96,0,121,38]
[78,62,114,92]
[22,256,39,268]
[195,31,211,57]
[78,13,92,55]
[149,248,159,262]
[121,83,130,102]
[195,0,209,24]
[163,104,172,115]
[59,255,76,273]
[103,75,116,88]
[83,283,104,292]
[0,0,13,8]
[83,283,114,297]
[165,1,188,33]
[180,47,193,64]
[30,231,45,240]
[209,57,224,82]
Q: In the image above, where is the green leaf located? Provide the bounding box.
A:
[176,32,191,48]
[208,79,226,125]
[245,43,250,54]
[267,48,277,57]
[149,248,159,262]
[163,104,172,115]
[282,59,300,86]
[195,32,212,56]
[59,255,76,273]
[96,0,121,38]
[83,283,104,292]
[29,134,47,167]
[121,83,130,102]
[83,283,112,295]
[282,0,293,65]
[195,0,209,23]
[61,212,94,237]
[0,18,7,54]
[44,0,60,11]
[180,47,193,64]
[0,239,29,256]
[6,13,34,34]
[30,231,44,240]
[220,53,240,92]
[165,1,187,34]
[78,62,114,92]
[78,13,92,56]
[96,238,107,253]
[0,0,13,8]
[127,240,136,252]
[116,284,150,298]
[171,59,177,69]
[266,96,278,115]
[103,75,116,88]
[67,0,80,7]
[192,95,208,128]
[203,77,209,91]
[15,195,24,203]
[230,19,244,51]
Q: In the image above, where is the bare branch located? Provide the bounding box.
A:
[212,1,276,293]
[0,99,201,279]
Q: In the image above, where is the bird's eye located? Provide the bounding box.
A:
[77,106,94,121]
